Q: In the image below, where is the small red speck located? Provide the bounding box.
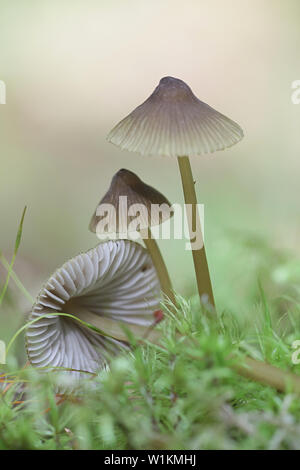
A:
[153,309,164,323]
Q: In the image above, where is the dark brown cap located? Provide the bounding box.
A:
[89,169,173,234]
[107,76,243,157]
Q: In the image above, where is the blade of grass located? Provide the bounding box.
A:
[0,206,27,305]
[5,311,125,357]
[234,355,300,394]
[0,253,34,303]
[258,281,272,330]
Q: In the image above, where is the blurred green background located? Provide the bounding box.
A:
[1,0,300,346]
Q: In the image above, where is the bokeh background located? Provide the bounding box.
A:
[1,0,300,348]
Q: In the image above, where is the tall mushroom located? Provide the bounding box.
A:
[25,239,161,381]
[107,76,244,311]
[89,168,176,306]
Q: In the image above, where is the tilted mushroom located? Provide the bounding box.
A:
[25,239,161,380]
[89,168,176,306]
[107,76,244,311]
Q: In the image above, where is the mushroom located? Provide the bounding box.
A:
[25,239,161,381]
[107,76,244,310]
[89,168,176,306]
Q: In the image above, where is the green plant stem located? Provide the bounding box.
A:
[0,206,27,306]
[0,254,34,303]
[234,356,300,394]
[6,312,114,357]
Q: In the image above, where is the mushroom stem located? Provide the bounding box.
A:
[177,155,215,311]
[140,227,176,307]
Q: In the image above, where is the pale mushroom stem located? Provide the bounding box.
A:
[177,156,215,312]
[140,227,176,307]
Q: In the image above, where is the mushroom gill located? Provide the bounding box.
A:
[25,240,161,380]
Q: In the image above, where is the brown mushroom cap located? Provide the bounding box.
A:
[89,169,173,234]
[107,76,243,157]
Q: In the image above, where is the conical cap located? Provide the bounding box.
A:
[89,169,173,234]
[108,76,243,157]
